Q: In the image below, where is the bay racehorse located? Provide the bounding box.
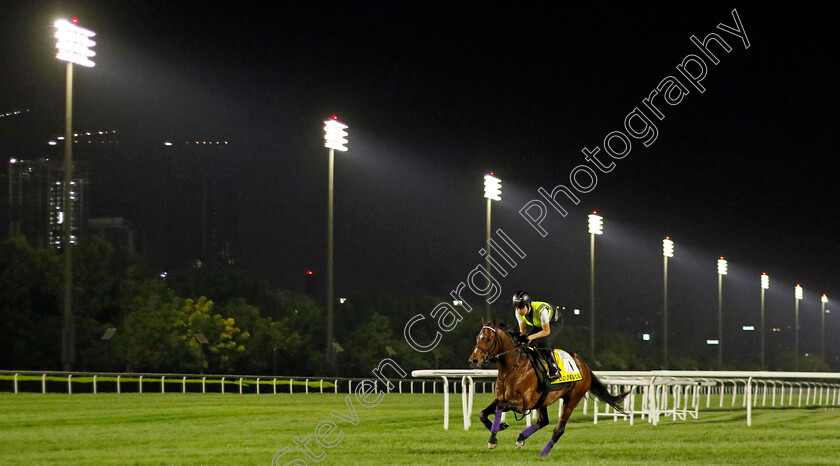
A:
[468,319,629,457]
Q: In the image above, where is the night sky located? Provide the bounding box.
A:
[2,2,839,355]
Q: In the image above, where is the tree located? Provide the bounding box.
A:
[0,237,61,370]
[219,298,302,375]
[73,237,150,371]
[118,279,184,372]
[343,313,403,377]
[173,297,248,373]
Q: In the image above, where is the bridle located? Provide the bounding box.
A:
[474,324,527,395]
[473,325,522,362]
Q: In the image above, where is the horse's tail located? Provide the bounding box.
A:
[588,371,630,415]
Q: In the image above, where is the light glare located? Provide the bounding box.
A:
[588,213,603,235]
[662,238,674,257]
[54,19,96,67]
[483,174,501,201]
[324,119,349,151]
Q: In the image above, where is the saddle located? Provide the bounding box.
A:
[523,347,581,393]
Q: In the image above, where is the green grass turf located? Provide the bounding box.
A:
[1,392,839,464]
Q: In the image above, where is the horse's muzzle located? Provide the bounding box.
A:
[469,358,480,369]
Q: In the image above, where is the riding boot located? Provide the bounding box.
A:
[543,349,561,379]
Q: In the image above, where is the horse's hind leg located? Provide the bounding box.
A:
[540,394,582,457]
[516,407,548,449]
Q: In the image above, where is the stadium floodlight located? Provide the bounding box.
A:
[587,212,603,235]
[55,19,96,68]
[794,284,803,370]
[483,174,501,201]
[662,237,674,258]
[588,211,603,361]
[323,115,348,374]
[662,237,674,368]
[760,272,769,369]
[822,294,829,359]
[483,173,501,318]
[323,117,348,152]
[716,257,727,369]
[55,17,96,372]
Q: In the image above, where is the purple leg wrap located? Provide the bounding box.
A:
[539,439,556,457]
[490,408,503,433]
[520,423,540,439]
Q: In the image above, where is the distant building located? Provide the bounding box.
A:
[87,217,137,252]
[7,157,87,248]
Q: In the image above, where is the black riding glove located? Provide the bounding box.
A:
[516,335,529,345]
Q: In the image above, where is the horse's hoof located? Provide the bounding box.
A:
[515,440,525,449]
[498,423,509,431]
[488,442,498,450]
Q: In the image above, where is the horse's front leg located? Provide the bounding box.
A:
[487,405,505,449]
[479,399,508,432]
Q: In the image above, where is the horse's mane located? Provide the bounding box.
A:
[486,319,520,339]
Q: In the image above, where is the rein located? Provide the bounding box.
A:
[476,325,527,394]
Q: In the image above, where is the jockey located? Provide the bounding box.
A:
[513,290,562,380]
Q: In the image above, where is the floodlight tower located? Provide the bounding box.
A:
[588,212,603,360]
[662,237,674,368]
[717,257,728,369]
[323,115,348,373]
[760,273,769,369]
[795,284,803,371]
[55,18,95,371]
[821,294,829,360]
[483,173,501,319]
